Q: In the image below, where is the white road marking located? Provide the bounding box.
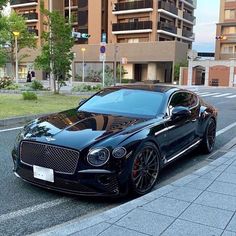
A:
[216,121,236,137]
[0,198,70,223]
[212,93,232,98]
[0,126,23,133]
[226,94,236,99]
[201,93,221,97]
[197,92,211,96]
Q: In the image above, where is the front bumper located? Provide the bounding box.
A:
[13,156,126,197]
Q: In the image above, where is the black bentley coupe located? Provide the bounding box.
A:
[12,85,217,197]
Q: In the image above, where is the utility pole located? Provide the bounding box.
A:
[49,0,53,90]
[69,0,71,23]
[114,44,118,86]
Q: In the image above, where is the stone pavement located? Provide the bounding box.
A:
[34,148,236,236]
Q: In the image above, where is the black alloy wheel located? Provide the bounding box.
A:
[201,118,216,154]
[130,142,160,196]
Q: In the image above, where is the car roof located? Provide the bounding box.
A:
[105,84,180,94]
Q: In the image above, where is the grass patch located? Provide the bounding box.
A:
[0,93,88,119]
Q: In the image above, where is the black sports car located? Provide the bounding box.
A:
[12,85,217,197]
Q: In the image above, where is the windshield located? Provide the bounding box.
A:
[78,89,164,118]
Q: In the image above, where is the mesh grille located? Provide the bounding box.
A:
[20,141,80,174]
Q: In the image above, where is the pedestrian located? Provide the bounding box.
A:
[26,71,32,82]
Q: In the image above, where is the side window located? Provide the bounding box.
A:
[169,92,198,108]
[169,92,189,108]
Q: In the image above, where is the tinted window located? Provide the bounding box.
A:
[170,92,198,108]
[79,89,164,118]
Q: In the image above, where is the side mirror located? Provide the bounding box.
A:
[171,106,191,120]
[79,98,87,106]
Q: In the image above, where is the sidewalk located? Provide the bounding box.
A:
[33,149,236,236]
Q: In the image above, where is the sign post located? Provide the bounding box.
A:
[100,43,106,87]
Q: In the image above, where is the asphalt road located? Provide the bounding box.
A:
[1,86,236,236]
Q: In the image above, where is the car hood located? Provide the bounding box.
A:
[23,109,151,150]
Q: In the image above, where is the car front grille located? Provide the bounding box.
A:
[20,141,80,174]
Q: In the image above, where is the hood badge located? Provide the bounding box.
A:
[46,136,56,142]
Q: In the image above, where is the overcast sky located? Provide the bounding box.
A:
[193,0,220,52]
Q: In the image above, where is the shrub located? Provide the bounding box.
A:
[22,91,38,100]
[0,77,13,89]
[30,80,44,90]
[5,84,20,90]
[72,84,102,92]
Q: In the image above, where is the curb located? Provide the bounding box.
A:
[0,113,49,127]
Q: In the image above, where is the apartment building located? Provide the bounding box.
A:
[10,0,196,83]
[215,0,236,60]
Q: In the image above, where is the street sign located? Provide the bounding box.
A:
[72,32,91,39]
[100,53,106,62]
[121,57,128,65]
[100,46,106,54]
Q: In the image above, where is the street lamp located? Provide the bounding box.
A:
[13,31,20,84]
[81,48,86,83]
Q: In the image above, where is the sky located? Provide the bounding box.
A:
[193,0,220,52]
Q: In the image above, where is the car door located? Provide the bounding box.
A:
[165,91,200,159]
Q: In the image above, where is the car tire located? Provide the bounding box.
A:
[200,117,216,154]
[129,142,160,196]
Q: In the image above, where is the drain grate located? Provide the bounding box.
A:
[208,150,228,160]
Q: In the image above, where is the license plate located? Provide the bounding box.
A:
[33,165,54,183]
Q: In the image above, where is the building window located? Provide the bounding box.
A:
[223,26,236,34]
[225,9,235,20]
[128,38,139,43]
[221,44,236,54]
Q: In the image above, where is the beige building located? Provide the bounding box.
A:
[215,0,236,60]
[10,0,197,83]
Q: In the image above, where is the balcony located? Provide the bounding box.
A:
[183,0,197,8]
[158,1,178,15]
[22,12,38,21]
[112,21,152,33]
[158,21,177,34]
[182,29,194,38]
[28,28,38,36]
[183,12,196,23]
[113,0,153,12]
[10,0,38,8]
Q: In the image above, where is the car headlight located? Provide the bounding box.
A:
[87,148,110,167]
[112,147,127,158]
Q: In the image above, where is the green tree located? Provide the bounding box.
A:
[174,60,188,82]
[35,7,74,94]
[0,0,7,11]
[0,12,36,73]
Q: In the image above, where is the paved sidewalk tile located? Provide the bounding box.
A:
[171,174,199,187]
[72,222,111,236]
[164,186,203,202]
[142,196,190,217]
[194,165,217,175]
[200,170,222,180]
[161,219,223,236]
[217,172,236,185]
[225,165,236,174]
[184,177,214,190]
[100,225,147,236]
[210,157,229,166]
[115,208,175,235]
[179,203,234,229]
[222,231,236,236]
[226,213,236,232]
[195,191,236,211]
[208,181,236,197]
